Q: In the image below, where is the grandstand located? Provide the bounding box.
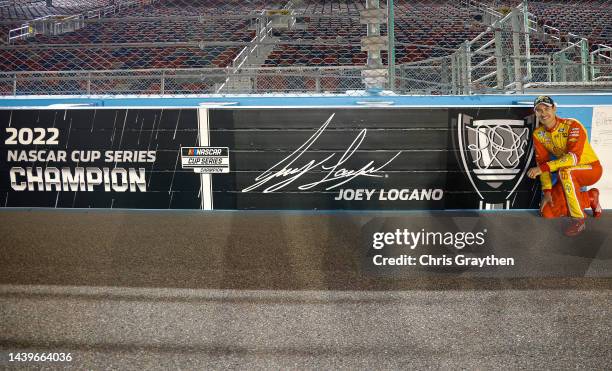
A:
[0,0,610,95]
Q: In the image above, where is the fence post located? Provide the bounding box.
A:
[161,70,165,94]
[13,73,17,95]
[451,54,457,94]
[459,49,466,94]
[494,28,504,90]
[511,8,523,93]
[547,55,552,82]
[255,18,261,58]
[464,41,472,94]
[225,68,230,92]
[87,72,91,95]
[387,0,395,91]
[552,53,558,82]
[590,48,596,81]
[580,38,589,82]
[522,0,532,81]
[457,45,467,94]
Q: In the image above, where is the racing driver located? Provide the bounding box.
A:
[527,96,603,236]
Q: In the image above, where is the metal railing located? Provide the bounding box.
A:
[454,0,612,94]
[8,14,85,42]
[6,0,153,43]
[0,66,371,96]
[591,44,612,82]
[1,59,609,97]
[8,23,32,42]
[215,8,278,93]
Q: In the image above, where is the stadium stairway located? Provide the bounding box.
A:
[216,33,281,93]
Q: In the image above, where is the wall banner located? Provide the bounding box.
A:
[0,108,201,208]
[209,107,539,210]
[0,107,540,210]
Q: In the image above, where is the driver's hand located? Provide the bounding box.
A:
[540,192,553,213]
[527,166,542,179]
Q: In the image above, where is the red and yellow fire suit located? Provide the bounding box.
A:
[533,117,602,218]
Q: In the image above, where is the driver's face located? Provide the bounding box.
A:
[535,104,557,127]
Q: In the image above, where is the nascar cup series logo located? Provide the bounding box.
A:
[457,114,536,209]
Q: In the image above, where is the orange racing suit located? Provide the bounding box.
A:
[533,117,602,218]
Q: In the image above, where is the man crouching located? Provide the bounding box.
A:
[527,96,603,236]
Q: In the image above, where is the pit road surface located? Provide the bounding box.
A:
[1,210,610,369]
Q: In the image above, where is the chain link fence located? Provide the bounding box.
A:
[452,1,536,93]
[0,0,610,95]
[0,66,370,95]
[394,56,454,95]
[452,0,611,93]
[591,44,611,82]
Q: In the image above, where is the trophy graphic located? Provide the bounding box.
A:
[457,113,536,209]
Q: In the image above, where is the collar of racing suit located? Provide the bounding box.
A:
[544,116,562,132]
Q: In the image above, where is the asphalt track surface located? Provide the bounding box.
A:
[0,209,611,369]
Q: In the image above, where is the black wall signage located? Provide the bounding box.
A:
[0,109,200,208]
[0,107,539,210]
[210,108,539,210]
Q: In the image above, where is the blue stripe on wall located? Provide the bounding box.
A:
[0,94,611,108]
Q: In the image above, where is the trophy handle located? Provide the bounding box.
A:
[457,113,485,201]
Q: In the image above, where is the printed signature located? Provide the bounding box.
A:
[242,113,402,193]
